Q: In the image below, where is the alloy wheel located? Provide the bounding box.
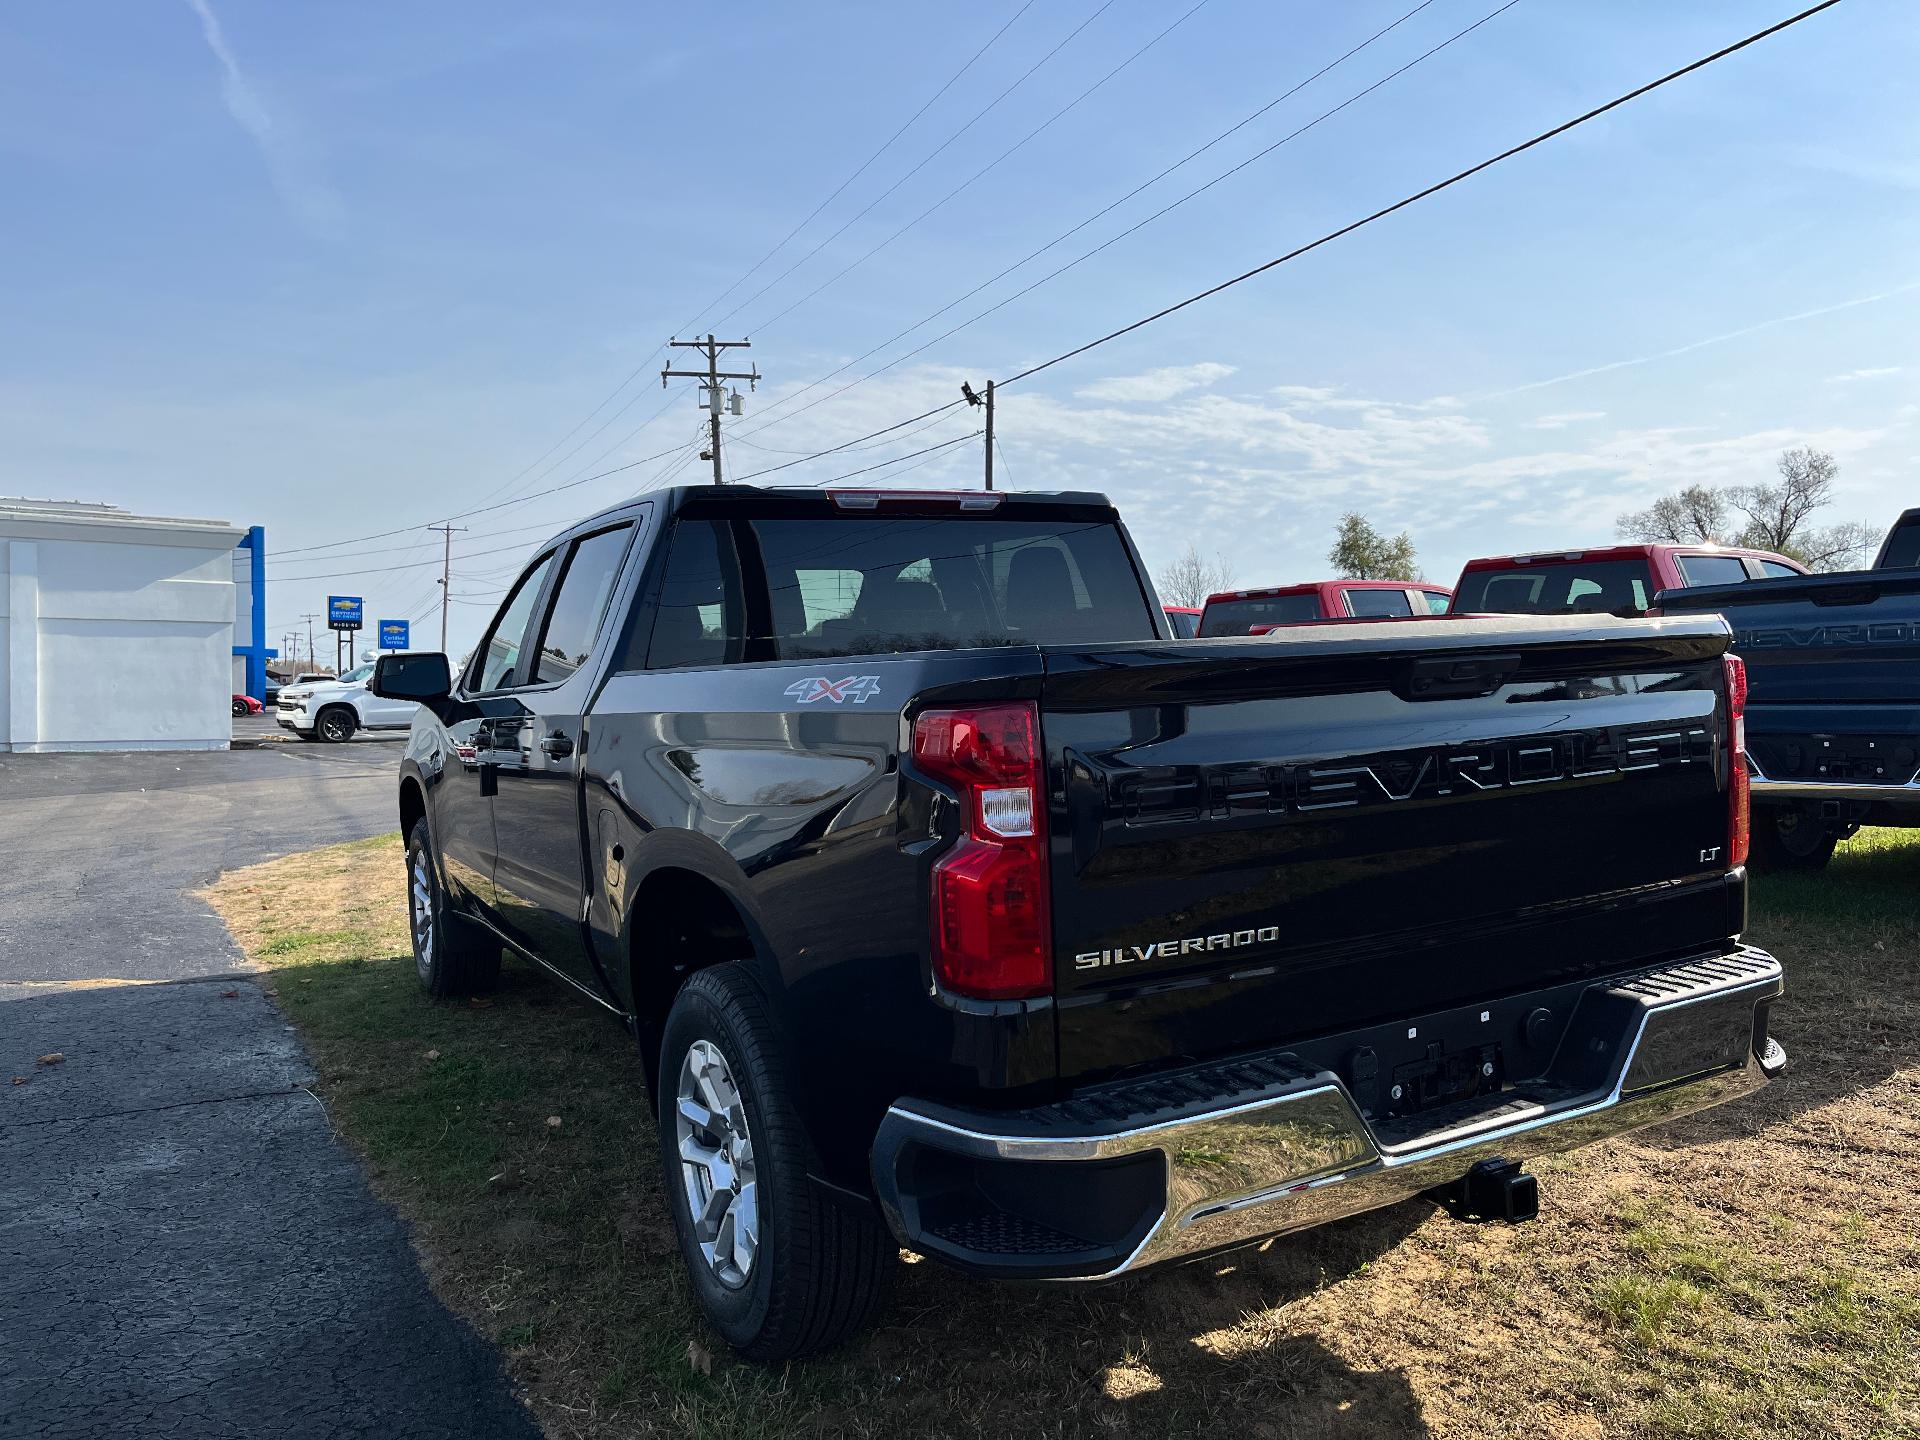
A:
[675,1038,760,1289]
[410,847,435,981]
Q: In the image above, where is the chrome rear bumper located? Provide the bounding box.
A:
[873,947,1783,1280]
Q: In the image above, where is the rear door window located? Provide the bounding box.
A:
[1754,559,1803,579]
[1451,560,1653,615]
[1416,590,1452,614]
[530,524,634,683]
[1677,553,1751,587]
[1343,588,1413,618]
[643,520,745,669]
[1198,593,1322,636]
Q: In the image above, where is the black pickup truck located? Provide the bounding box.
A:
[1658,508,1920,868]
[370,484,1784,1361]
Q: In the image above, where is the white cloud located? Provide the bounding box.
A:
[1826,366,1904,383]
[1526,410,1607,430]
[1476,281,1920,402]
[1075,363,1234,404]
[184,0,341,229]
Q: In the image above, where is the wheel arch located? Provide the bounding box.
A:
[623,846,780,1090]
[398,769,427,842]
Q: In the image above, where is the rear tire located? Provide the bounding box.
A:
[1749,810,1838,871]
[316,706,357,743]
[658,964,892,1362]
[406,818,500,997]
[232,698,248,718]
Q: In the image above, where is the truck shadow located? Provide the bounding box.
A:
[1632,836,1919,1150]
[866,1202,1436,1437]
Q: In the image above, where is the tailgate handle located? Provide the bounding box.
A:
[1807,583,1879,607]
[1399,652,1521,701]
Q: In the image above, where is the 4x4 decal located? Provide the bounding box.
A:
[784,675,883,705]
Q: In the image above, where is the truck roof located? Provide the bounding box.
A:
[533,484,1119,557]
[1205,578,1449,604]
[1460,542,1799,571]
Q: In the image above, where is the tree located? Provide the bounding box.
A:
[1616,484,1731,545]
[1157,543,1236,607]
[1328,512,1419,581]
[1728,448,1871,571]
[1615,447,1871,573]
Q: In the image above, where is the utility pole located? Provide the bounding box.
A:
[663,335,758,485]
[428,523,467,653]
[299,613,320,673]
[963,379,996,490]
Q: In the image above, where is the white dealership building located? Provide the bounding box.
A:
[0,498,269,752]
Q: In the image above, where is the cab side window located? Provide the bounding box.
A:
[530,525,633,684]
[1677,554,1750,587]
[473,553,556,692]
[643,520,746,669]
[1345,587,1413,618]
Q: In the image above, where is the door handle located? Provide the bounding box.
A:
[540,734,575,759]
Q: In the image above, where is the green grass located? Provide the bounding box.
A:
[203,828,1920,1440]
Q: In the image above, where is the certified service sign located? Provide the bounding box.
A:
[378,619,410,650]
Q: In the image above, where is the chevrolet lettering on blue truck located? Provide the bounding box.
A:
[369,484,1784,1361]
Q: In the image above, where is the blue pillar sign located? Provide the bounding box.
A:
[327,595,363,631]
[378,619,410,651]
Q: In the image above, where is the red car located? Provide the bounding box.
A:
[231,694,263,717]
[1448,543,1806,616]
[1198,579,1452,637]
[1163,605,1201,638]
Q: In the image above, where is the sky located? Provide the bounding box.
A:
[3,0,1916,662]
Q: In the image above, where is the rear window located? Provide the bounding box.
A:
[1677,553,1750,587]
[644,513,1155,667]
[1199,593,1321,636]
[1344,588,1413,618]
[1881,520,1920,569]
[1451,560,1652,616]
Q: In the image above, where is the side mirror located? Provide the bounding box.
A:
[370,652,452,702]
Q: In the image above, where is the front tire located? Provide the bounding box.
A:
[406,818,500,997]
[658,965,892,1362]
[1749,809,1839,871]
[316,706,357,743]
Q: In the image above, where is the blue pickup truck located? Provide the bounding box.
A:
[1659,508,1920,868]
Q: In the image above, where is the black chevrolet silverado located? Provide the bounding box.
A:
[1658,508,1920,869]
[370,484,1784,1361]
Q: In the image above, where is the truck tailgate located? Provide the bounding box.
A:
[1039,615,1740,1084]
[1659,571,1920,784]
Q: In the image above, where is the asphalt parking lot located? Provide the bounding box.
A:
[0,742,537,1439]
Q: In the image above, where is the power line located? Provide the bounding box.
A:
[739,0,1503,444]
[745,0,1213,338]
[683,0,1041,332]
[735,0,1443,438]
[273,416,699,557]
[999,0,1846,390]
[796,429,983,488]
[708,0,1123,335]
[442,5,1040,537]
[725,399,971,485]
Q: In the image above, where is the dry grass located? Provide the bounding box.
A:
[202,830,1920,1440]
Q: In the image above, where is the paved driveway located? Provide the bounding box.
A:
[0,743,538,1439]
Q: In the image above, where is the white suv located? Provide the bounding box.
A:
[275,661,419,742]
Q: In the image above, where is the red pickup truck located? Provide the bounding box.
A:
[1449,544,1806,616]
[1199,579,1452,636]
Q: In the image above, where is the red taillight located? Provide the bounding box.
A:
[911,703,1051,1000]
[1725,653,1750,868]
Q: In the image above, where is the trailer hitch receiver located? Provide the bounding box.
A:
[1425,1156,1538,1224]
